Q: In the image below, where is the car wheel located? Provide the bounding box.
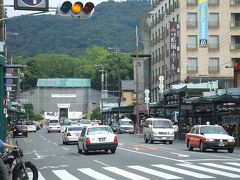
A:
[228,148,234,153]
[187,141,193,151]
[163,141,167,144]
[48,131,50,133]
[62,140,65,145]
[83,144,88,155]
[149,136,154,144]
[144,135,149,143]
[77,144,82,153]
[200,142,206,152]
[169,141,173,144]
[111,148,116,154]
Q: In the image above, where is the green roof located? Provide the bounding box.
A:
[37,78,91,88]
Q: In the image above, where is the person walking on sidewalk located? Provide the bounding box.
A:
[0,138,18,180]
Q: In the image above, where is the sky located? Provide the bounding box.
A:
[5,0,125,17]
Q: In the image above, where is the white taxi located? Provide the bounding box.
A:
[77,125,118,154]
[62,126,83,145]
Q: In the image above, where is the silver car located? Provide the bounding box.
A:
[62,126,83,145]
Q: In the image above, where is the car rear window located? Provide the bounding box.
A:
[49,120,59,124]
[68,127,83,131]
[87,127,112,135]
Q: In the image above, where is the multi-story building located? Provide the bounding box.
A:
[142,0,240,102]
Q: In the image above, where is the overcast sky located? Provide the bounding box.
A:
[5,0,125,17]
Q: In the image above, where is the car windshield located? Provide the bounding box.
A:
[121,121,133,125]
[68,127,83,131]
[153,120,173,128]
[80,120,92,124]
[200,126,227,134]
[87,127,112,135]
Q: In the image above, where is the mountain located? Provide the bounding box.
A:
[6,0,151,57]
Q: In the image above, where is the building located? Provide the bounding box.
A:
[18,78,101,120]
[142,0,240,102]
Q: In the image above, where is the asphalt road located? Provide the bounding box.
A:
[12,127,240,180]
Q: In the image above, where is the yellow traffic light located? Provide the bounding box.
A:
[71,2,83,14]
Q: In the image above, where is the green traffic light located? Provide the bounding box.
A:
[60,1,72,14]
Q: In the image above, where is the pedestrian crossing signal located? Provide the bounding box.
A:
[56,1,94,19]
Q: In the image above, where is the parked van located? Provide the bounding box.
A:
[117,118,134,134]
[143,118,174,144]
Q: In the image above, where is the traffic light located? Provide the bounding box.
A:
[56,1,94,19]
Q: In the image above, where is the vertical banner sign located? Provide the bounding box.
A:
[198,0,208,48]
[170,22,177,74]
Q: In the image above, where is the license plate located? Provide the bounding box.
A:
[219,143,224,146]
[18,133,22,135]
[162,137,167,140]
[99,138,106,142]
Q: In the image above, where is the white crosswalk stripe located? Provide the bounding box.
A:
[128,165,183,179]
[78,168,116,180]
[103,167,150,180]
[53,169,80,180]
[37,162,240,180]
[201,163,240,173]
[178,163,240,178]
[152,164,215,179]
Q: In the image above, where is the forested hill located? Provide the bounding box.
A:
[6,0,151,57]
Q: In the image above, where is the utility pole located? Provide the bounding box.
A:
[135,26,140,134]
[0,0,6,141]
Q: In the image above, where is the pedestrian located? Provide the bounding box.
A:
[0,138,18,180]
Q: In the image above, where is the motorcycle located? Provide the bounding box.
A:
[1,144,38,180]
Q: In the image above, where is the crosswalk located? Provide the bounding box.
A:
[38,162,240,180]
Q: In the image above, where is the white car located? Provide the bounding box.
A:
[47,123,61,133]
[26,123,37,132]
[77,125,118,154]
[62,126,83,145]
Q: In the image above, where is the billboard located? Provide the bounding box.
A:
[170,22,177,74]
[198,0,208,48]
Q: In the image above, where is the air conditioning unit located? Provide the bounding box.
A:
[230,22,235,28]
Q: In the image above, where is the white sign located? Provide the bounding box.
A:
[52,94,76,98]
[159,75,164,82]
[58,104,70,108]
[144,89,150,94]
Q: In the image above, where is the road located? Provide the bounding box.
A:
[13,127,240,180]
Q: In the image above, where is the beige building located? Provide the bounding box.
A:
[142,0,240,102]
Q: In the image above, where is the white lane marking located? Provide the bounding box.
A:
[103,167,150,180]
[118,147,185,163]
[38,172,46,180]
[128,165,182,179]
[94,160,111,167]
[152,164,215,179]
[62,147,70,150]
[39,165,68,170]
[201,163,240,172]
[225,162,240,167]
[178,164,240,178]
[53,170,79,180]
[79,168,116,180]
[53,143,58,146]
[170,152,189,157]
[184,158,240,162]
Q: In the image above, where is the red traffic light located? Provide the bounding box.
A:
[82,2,94,14]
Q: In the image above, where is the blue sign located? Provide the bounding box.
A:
[198,0,208,48]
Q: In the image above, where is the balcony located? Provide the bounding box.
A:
[208,0,220,6]
[208,43,220,51]
[230,0,240,6]
[187,21,198,28]
[230,43,240,50]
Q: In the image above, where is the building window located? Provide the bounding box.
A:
[208,0,219,6]
[209,58,219,73]
[209,35,219,50]
[209,13,219,28]
[187,13,197,28]
[187,0,197,6]
[230,13,240,28]
[231,35,240,50]
[187,35,198,50]
[187,58,198,72]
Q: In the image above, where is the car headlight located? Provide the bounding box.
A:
[206,138,215,142]
[228,139,235,142]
